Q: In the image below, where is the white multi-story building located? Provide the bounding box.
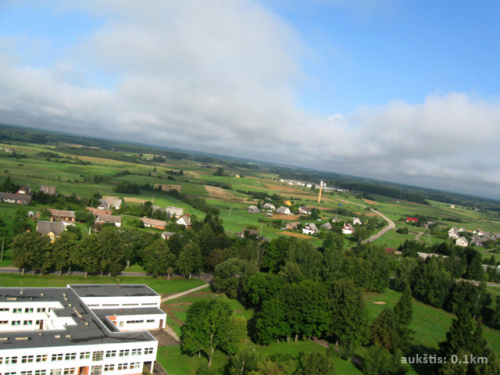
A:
[0,284,166,375]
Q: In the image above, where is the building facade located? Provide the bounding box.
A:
[0,284,165,375]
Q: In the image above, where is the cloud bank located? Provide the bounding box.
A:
[0,1,499,198]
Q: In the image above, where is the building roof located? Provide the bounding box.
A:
[69,284,159,297]
[141,217,167,227]
[96,214,122,223]
[0,192,32,203]
[40,185,57,195]
[87,207,112,216]
[36,221,65,236]
[49,209,76,218]
[0,287,156,349]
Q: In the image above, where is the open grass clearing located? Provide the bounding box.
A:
[0,273,205,295]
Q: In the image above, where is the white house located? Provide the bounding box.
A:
[353,217,362,225]
[166,206,184,218]
[298,207,312,215]
[98,198,123,210]
[176,214,192,227]
[342,223,355,235]
[95,214,122,227]
[302,223,319,235]
[276,206,291,215]
[0,284,163,375]
[448,228,460,239]
[456,236,469,247]
[262,203,275,211]
[473,229,485,237]
[248,205,260,214]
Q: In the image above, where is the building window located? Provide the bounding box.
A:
[105,350,116,358]
[65,353,76,361]
[35,371,47,375]
[146,319,155,323]
[51,369,62,375]
[103,365,114,372]
[5,356,18,364]
[11,320,21,325]
[63,369,75,375]
[90,366,102,375]
[52,354,63,361]
[80,352,90,360]
[130,362,141,369]
[0,320,8,324]
[24,308,34,313]
[36,354,48,362]
[21,371,33,375]
[92,351,103,361]
[119,349,129,357]
[117,363,128,370]
[131,349,142,356]
[22,355,34,363]
[23,320,33,325]
[13,308,22,313]
[37,308,46,313]
[145,347,154,355]
[0,307,9,311]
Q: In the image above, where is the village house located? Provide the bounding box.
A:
[353,217,362,225]
[473,229,485,237]
[98,197,123,210]
[0,192,32,204]
[320,222,333,231]
[49,209,76,224]
[39,185,57,195]
[298,207,312,215]
[95,214,122,227]
[285,222,300,230]
[302,223,319,235]
[235,229,259,238]
[448,228,460,239]
[458,227,466,233]
[262,202,275,211]
[331,216,340,223]
[406,217,418,223]
[36,221,65,243]
[161,231,176,240]
[141,217,167,229]
[248,205,260,214]
[166,206,184,218]
[276,206,291,215]
[456,236,469,247]
[17,186,32,195]
[176,214,192,228]
[342,223,355,235]
[87,207,112,218]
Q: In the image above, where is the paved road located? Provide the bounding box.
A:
[362,209,396,243]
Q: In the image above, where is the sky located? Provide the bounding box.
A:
[1,0,500,198]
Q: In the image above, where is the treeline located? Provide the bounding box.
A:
[394,240,500,329]
[55,146,139,163]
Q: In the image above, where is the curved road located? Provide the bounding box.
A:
[362,208,396,244]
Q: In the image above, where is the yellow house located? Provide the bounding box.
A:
[36,221,65,243]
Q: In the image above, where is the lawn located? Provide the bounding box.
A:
[0,273,205,294]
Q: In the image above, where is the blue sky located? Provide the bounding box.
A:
[1,0,500,198]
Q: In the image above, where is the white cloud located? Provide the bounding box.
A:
[0,2,499,198]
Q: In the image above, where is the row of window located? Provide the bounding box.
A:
[1,348,153,365]
[2,308,47,314]
[85,303,157,307]
[7,320,42,326]
[1,370,70,375]
[104,362,141,372]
